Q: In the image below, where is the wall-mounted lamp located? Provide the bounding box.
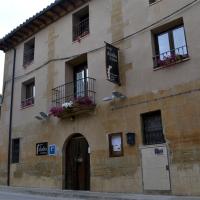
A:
[126,132,135,145]
[102,91,127,101]
[35,116,43,120]
[35,112,49,121]
[40,112,49,119]
[112,91,127,99]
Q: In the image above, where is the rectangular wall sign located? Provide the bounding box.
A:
[105,42,120,85]
[36,142,48,156]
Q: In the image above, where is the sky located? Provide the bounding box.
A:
[0,0,55,94]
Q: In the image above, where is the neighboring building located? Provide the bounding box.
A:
[0,0,200,196]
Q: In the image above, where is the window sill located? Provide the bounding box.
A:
[23,60,34,68]
[21,103,34,110]
[149,0,163,6]
[73,32,90,43]
[153,57,190,71]
[11,162,20,165]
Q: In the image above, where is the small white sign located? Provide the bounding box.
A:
[111,135,121,152]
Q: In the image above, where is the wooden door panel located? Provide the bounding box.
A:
[65,136,90,190]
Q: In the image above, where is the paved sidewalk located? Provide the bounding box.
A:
[0,186,199,200]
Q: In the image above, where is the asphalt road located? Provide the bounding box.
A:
[0,191,77,200]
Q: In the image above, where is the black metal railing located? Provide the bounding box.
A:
[52,77,96,107]
[21,97,34,109]
[153,45,189,68]
[73,18,89,41]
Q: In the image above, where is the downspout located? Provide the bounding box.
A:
[7,48,16,186]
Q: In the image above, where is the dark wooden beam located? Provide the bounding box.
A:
[56,4,68,12]
[25,25,34,32]
[32,21,44,29]
[36,18,48,26]
[65,0,76,10]
[19,29,33,39]
[28,23,39,31]
[49,9,61,18]
[8,39,18,46]
[44,13,55,21]
[12,35,22,42]
[15,31,26,38]
[4,40,13,48]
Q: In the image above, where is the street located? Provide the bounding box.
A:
[0,191,76,200]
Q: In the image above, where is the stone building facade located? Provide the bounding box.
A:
[0,0,200,196]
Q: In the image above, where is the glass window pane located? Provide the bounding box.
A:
[158,33,171,60]
[76,70,85,97]
[173,27,187,55]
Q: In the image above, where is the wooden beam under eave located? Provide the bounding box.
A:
[28,23,39,32]
[58,3,71,12]
[9,39,18,47]
[4,40,14,49]
[32,21,44,29]
[56,4,68,12]
[36,18,48,26]
[44,12,55,21]
[64,1,76,11]
[40,15,53,24]
[67,0,76,7]
[48,9,61,18]
[15,31,26,38]
[75,0,85,6]
[25,25,34,32]
[21,27,32,35]
[12,35,22,42]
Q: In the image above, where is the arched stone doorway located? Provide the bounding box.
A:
[63,134,90,190]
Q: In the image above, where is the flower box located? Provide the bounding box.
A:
[49,96,95,119]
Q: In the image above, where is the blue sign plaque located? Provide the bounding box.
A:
[49,144,57,156]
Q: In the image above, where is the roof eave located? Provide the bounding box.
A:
[0,0,89,52]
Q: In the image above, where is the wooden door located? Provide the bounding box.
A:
[65,135,90,190]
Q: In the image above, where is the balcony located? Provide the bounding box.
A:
[51,77,96,119]
[73,18,89,41]
[153,45,189,69]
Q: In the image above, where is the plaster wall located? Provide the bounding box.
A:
[0,0,200,195]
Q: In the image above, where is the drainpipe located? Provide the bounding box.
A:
[7,48,16,186]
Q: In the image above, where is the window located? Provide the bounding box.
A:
[108,133,123,157]
[21,78,35,108]
[142,111,165,145]
[149,0,156,4]
[74,63,88,98]
[23,38,35,66]
[152,19,189,68]
[73,6,89,41]
[12,138,20,163]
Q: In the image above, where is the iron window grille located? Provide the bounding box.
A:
[73,6,89,41]
[73,17,89,41]
[23,38,35,66]
[142,111,165,145]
